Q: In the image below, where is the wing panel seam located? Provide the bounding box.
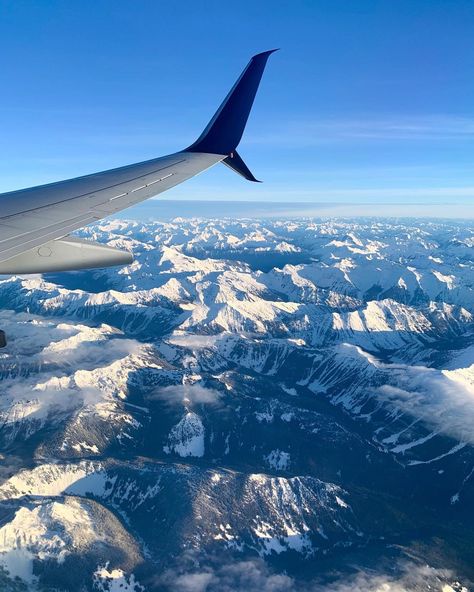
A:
[0,159,186,221]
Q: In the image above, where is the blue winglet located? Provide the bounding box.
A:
[186,49,278,156]
[222,150,261,182]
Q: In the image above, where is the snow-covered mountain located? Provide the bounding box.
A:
[0,216,472,591]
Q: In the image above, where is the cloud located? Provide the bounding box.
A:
[174,572,215,592]
[154,188,474,217]
[168,334,221,349]
[209,561,294,592]
[375,362,474,446]
[148,559,469,592]
[249,115,474,147]
[149,383,222,406]
[312,562,470,592]
[150,560,294,592]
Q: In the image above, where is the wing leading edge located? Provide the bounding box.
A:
[0,50,277,273]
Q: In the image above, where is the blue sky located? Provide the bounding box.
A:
[0,0,473,208]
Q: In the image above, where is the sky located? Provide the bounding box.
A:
[0,0,473,213]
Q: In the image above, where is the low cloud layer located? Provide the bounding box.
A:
[376,361,474,446]
[150,383,222,406]
[314,562,470,592]
[150,560,294,592]
[149,559,470,592]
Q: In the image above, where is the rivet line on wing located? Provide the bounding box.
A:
[0,159,187,219]
[110,172,175,201]
[109,192,127,202]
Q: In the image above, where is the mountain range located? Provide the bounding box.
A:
[0,216,472,591]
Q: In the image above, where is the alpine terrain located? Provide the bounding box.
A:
[0,215,472,591]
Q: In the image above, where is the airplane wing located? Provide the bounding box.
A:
[0,50,276,275]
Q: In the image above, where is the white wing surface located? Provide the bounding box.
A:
[0,50,276,273]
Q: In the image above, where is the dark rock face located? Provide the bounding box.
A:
[0,217,472,591]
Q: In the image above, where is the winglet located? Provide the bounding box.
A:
[186,49,278,157]
[222,150,261,182]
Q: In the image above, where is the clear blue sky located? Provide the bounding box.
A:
[0,0,473,205]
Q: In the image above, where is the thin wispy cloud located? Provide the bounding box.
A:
[249,115,474,146]
[159,184,474,207]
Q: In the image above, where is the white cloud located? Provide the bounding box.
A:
[174,572,214,592]
[312,562,470,592]
[153,560,294,592]
[376,362,474,445]
[151,560,469,592]
[150,383,222,406]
